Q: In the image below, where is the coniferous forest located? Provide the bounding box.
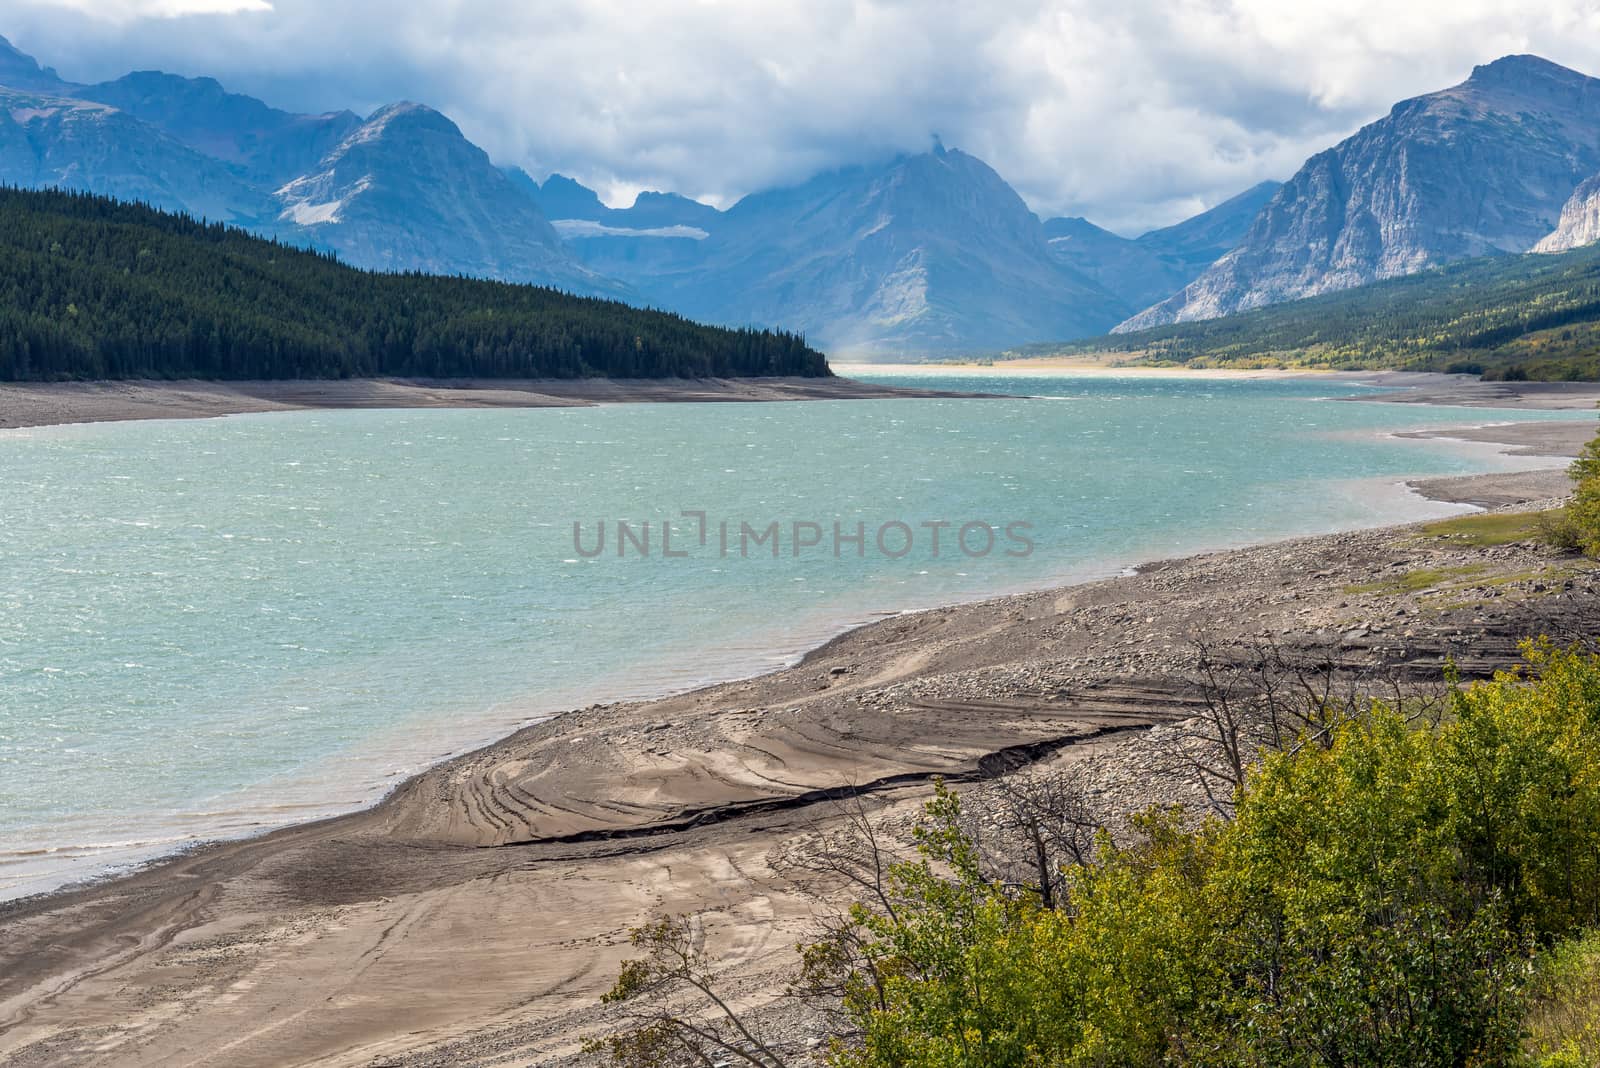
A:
[0,188,829,382]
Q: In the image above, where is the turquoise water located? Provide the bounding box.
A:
[0,374,1592,897]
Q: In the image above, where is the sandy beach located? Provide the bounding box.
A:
[0,373,1597,1066]
[0,375,981,432]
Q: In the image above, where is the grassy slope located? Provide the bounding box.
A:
[1012,244,1600,380]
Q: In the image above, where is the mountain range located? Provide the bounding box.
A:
[9,34,1600,358]
[0,33,1272,356]
[530,148,1147,355]
[1122,55,1600,331]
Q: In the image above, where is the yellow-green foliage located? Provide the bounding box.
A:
[1421,510,1561,547]
[1343,563,1486,595]
[1525,929,1600,1067]
[1566,431,1600,557]
[825,642,1600,1068]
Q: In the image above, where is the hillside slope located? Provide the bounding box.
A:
[1044,242,1600,379]
[0,188,825,382]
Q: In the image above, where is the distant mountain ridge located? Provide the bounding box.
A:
[0,36,607,299]
[1043,181,1281,311]
[78,70,361,187]
[1121,55,1600,331]
[0,32,1297,355]
[272,102,616,294]
[526,148,1140,356]
[0,34,66,92]
[671,147,1128,355]
[0,84,270,224]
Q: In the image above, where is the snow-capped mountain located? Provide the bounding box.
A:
[272,103,613,293]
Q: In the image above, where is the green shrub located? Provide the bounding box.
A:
[1566,430,1600,557]
[1526,930,1600,1067]
[822,642,1600,1068]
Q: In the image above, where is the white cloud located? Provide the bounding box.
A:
[8,1,1600,231]
[23,0,271,20]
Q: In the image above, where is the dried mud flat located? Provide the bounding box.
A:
[2,484,1598,1066]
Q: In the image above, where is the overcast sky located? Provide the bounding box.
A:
[9,0,1600,233]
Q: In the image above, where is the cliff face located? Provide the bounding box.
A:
[1533,172,1600,252]
[0,87,270,224]
[1120,55,1600,331]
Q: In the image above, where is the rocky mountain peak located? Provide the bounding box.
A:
[1118,55,1600,331]
[651,145,1125,356]
[535,173,610,219]
[1466,53,1591,92]
[348,101,465,145]
[0,35,69,92]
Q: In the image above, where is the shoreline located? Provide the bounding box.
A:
[0,388,1593,902]
[4,489,1597,1064]
[0,374,986,432]
[0,375,1580,901]
[845,361,1600,409]
[3,368,1598,434]
[0,416,1578,903]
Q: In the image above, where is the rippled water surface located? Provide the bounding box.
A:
[0,373,1592,896]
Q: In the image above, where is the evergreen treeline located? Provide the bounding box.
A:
[1035,244,1600,380]
[0,187,829,382]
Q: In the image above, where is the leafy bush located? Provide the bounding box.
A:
[1525,930,1600,1067]
[818,642,1600,1068]
[1563,430,1600,557]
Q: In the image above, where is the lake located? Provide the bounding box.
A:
[0,372,1592,897]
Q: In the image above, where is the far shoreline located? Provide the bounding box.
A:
[4,367,1598,433]
[841,360,1600,411]
[0,374,990,432]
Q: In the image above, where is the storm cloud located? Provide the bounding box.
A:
[8,0,1600,233]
